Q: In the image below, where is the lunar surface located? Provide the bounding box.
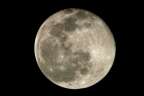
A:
[34,8,116,89]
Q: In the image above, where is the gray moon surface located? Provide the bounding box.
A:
[34,8,116,89]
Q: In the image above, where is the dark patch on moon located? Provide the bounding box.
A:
[50,23,64,37]
[75,10,96,21]
[75,10,89,20]
[83,22,92,28]
[40,40,60,66]
[80,67,89,75]
[49,23,68,42]
[63,17,78,32]
[73,50,91,62]
[63,8,74,14]
[48,63,78,83]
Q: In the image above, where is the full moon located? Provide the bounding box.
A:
[34,8,116,89]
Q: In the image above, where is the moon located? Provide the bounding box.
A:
[34,8,116,89]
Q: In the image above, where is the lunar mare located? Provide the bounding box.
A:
[34,8,116,89]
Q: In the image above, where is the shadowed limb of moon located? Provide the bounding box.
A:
[34,8,116,89]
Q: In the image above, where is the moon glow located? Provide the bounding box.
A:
[34,8,116,89]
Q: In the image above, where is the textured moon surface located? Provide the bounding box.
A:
[34,8,116,89]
